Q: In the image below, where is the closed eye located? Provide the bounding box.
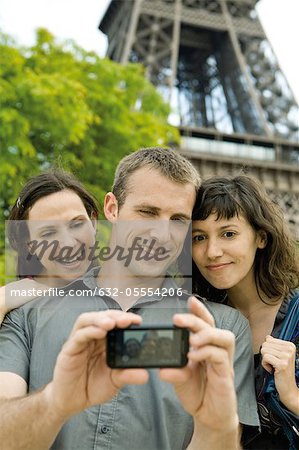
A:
[40,230,56,238]
[70,220,85,229]
[171,217,188,225]
[138,209,157,217]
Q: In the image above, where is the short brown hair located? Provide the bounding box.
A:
[112,147,201,207]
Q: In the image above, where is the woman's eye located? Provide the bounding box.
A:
[70,221,85,229]
[192,235,205,242]
[40,230,56,238]
[223,231,236,238]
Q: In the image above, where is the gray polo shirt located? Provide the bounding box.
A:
[0,271,259,449]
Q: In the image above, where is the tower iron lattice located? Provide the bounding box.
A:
[99,0,299,237]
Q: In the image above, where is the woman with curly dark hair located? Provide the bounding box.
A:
[192,174,299,450]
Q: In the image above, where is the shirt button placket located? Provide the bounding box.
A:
[94,399,117,447]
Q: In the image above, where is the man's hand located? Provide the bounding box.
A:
[0,310,149,450]
[261,335,299,415]
[160,297,238,433]
[45,310,149,420]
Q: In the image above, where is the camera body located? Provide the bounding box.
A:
[106,325,189,368]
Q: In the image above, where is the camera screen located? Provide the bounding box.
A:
[110,327,188,368]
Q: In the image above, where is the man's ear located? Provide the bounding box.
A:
[103,192,118,222]
[257,230,267,249]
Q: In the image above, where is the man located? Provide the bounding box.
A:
[0,147,259,449]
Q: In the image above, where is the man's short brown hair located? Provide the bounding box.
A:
[112,147,201,207]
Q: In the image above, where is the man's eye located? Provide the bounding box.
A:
[139,210,155,216]
[171,218,188,226]
[172,217,186,222]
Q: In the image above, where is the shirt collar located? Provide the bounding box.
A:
[80,266,181,303]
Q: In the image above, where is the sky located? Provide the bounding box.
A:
[0,0,298,101]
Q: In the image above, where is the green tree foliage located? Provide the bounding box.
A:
[0,28,179,276]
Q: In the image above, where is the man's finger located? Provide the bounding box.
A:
[111,369,149,388]
[173,313,211,333]
[159,366,192,385]
[189,329,235,364]
[188,346,233,376]
[62,325,107,356]
[71,310,142,334]
[188,296,215,327]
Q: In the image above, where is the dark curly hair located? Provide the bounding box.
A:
[192,174,299,303]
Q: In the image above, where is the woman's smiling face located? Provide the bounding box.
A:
[192,213,266,291]
[27,189,96,284]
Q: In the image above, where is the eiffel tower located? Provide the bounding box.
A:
[99,0,299,237]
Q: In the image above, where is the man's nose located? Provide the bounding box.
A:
[148,220,171,244]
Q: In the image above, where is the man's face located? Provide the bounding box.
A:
[105,167,196,279]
